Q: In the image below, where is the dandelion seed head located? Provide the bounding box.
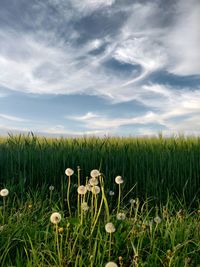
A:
[89,177,99,186]
[129,199,136,204]
[109,190,115,196]
[115,176,124,184]
[49,185,54,191]
[81,202,89,211]
[90,169,100,178]
[91,185,100,195]
[58,227,64,233]
[116,212,126,220]
[105,222,116,233]
[0,188,9,197]
[65,168,74,176]
[77,185,87,195]
[0,225,5,231]
[50,212,61,224]
[105,261,118,267]
[154,216,162,224]
[86,184,92,191]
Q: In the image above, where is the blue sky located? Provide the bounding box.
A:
[0,0,200,136]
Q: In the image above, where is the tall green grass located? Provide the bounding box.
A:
[0,133,199,203]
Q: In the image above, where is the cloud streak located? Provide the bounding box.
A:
[0,0,199,136]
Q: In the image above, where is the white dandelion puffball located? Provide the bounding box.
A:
[109,190,115,196]
[154,216,162,224]
[86,184,92,191]
[105,262,118,267]
[90,169,100,178]
[105,222,116,233]
[115,176,124,184]
[81,202,89,211]
[65,168,74,176]
[49,185,54,191]
[116,212,126,220]
[129,199,136,204]
[89,177,99,186]
[0,188,9,197]
[50,212,61,224]
[77,185,87,195]
[91,186,100,195]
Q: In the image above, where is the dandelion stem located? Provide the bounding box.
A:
[55,225,62,266]
[108,233,112,261]
[3,197,6,224]
[100,176,110,221]
[67,175,72,217]
[90,195,104,235]
[117,184,121,214]
[77,166,81,217]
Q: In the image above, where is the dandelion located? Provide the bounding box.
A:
[49,185,54,191]
[28,204,32,209]
[50,212,61,224]
[105,262,118,267]
[86,184,92,191]
[91,185,100,195]
[109,190,115,196]
[129,199,136,204]
[115,176,124,184]
[58,227,64,234]
[65,168,74,176]
[154,216,162,224]
[90,169,100,178]
[81,202,89,211]
[115,176,123,213]
[105,223,116,260]
[0,188,9,197]
[0,225,5,231]
[116,212,126,220]
[105,222,116,233]
[65,168,74,217]
[77,185,87,195]
[89,177,99,186]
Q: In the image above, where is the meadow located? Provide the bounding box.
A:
[0,134,200,266]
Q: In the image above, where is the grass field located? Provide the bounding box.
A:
[0,134,200,266]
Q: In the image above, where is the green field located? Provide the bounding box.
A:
[0,134,200,202]
[0,134,200,266]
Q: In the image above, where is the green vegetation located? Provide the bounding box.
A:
[0,134,200,266]
[0,169,200,266]
[0,134,199,202]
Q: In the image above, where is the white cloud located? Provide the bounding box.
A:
[67,83,200,135]
[166,0,200,75]
[0,0,199,136]
[70,0,115,13]
[68,111,163,130]
[0,113,28,122]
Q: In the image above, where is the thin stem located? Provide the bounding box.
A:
[109,233,112,261]
[77,166,81,217]
[117,184,121,214]
[67,175,72,217]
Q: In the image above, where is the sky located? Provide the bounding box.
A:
[0,0,200,137]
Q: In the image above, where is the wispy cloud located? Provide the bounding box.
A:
[67,83,200,134]
[0,113,28,122]
[0,0,199,136]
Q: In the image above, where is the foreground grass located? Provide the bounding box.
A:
[0,169,200,267]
